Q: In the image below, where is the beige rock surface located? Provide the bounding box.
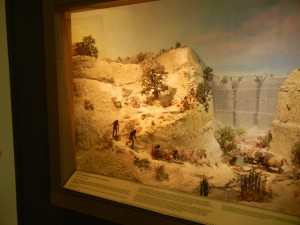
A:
[73,47,222,160]
[270,68,300,160]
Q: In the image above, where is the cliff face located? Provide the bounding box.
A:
[73,47,222,162]
[269,68,300,160]
[212,76,286,132]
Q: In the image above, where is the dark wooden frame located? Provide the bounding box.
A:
[6,0,201,224]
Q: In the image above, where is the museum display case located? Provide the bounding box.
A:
[8,0,300,224]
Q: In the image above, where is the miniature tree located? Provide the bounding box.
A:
[175,41,181,48]
[221,76,228,85]
[73,35,99,58]
[215,126,237,156]
[196,66,214,112]
[136,52,148,62]
[197,82,210,104]
[141,60,168,99]
[203,66,214,82]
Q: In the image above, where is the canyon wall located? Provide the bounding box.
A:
[212,75,286,132]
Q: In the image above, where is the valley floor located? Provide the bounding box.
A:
[76,134,300,217]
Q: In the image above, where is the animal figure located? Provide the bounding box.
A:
[243,149,261,164]
[229,156,238,165]
[258,151,287,173]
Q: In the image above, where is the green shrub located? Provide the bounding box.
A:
[73,35,99,58]
[175,41,181,48]
[196,66,214,112]
[141,60,168,99]
[215,126,237,156]
[203,66,214,82]
[234,127,246,136]
[196,82,210,112]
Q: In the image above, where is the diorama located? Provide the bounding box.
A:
[60,0,300,224]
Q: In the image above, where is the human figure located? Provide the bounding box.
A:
[151,145,161,159]
[172,149,179,160]
[164,148,179,161]
[126,130,137,149]
[182,96,189,110]
[189,88,196,102]
[109,120,119,138]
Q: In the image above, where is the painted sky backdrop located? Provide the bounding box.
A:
[71,0,300,76]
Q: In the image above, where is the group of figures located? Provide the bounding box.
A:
[109,120,137,149]
[151,145,179,161]
[109,120,178,161]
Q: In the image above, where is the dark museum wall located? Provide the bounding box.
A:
[4,0,120,224]
[0,0,18,224]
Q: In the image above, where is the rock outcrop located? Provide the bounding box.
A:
[73,47,222,162]
[269,68,300,160]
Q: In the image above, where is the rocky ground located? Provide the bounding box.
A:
[73,50,300,218]
[76,131,300,217]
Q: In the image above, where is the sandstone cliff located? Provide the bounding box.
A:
[73,47,222,163]
[269,68,300,160]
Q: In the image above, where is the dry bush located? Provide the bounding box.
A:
[134,156,151,169]
[175,148,207,165]
[140,114,148,120]
[159,88,177,107]
[239,170,272,202]
[176,148,190,161]
[143,95,157,106]
[257,132,272,148]
[132,51,155,64]
[111,97,122,109]
[84,99,94,110]
[122,88,132,98]
[155,165,169,181]
[129,96,141,108]
[102,57,113,63]
[136,52,148,62]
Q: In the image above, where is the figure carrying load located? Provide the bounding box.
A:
[126,129,137,149]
